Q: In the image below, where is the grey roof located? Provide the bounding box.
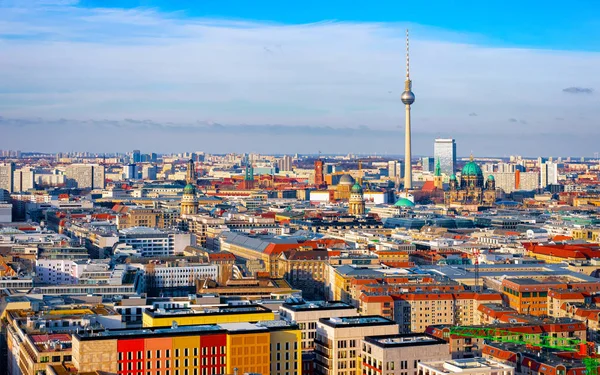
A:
[422,263,598,282]
[221,232,299,253]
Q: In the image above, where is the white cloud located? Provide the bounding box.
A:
[0,2,599,154]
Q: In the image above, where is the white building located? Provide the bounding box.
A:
[13,167,35,192]
[0,162,15,192]
[35,259,115,285]
[362,334,451,375]
[132,262,219,290]
[315,316,399,375]
[280,301,358,351]
[418,358,514,375]
[310,191,331,203]
[118,227,192,257]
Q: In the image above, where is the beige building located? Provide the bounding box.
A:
[362,334,451,375]
[280,301,358,351]
[418,358,514,375]
[315,316,399,375]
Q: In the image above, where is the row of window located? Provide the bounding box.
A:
[118,347,226,361]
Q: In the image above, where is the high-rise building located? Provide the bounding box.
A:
[434,138,457,176]
[401,29,415,189]
[280,155,293,172]
[421,157,434,172]
[540,161,559,189]
[132,149,141,163]
[141,164,158,180]
[0,162,15,193]
[65,164,105,189]
[388,160,398,177]
[314,159,325,186]
[12,167,35,192]
[122,164,138,180]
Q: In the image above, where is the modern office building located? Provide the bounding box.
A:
[65,163,105,189]
[434,139,456,176]
[123,164,138,180]
[142,164,158,180]
[540,161,559,188]
[132,149,141,163]
[421,157,434,172]
[118,227,192,257]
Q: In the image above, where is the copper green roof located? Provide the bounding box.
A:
[351,183,363,193]
[394,198,415,207]
[434,158,442,177]
[461,161,483,177]
[183,184,196,194]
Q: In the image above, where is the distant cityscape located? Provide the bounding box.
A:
[2,12,600,375]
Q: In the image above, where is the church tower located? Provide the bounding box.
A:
[433,158,443,190]
[348,183,365,216]
[181,159,198,215]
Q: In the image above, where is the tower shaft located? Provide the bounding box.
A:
[404,105,412,189]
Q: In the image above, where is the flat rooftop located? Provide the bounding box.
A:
[420,358,513,373]
[75,320,298,341]
[319,315,396,328]
[144,304,272,318]
[364,333,446,348]
[281,300,355,312]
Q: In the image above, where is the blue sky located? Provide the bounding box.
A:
[1,0,599,155]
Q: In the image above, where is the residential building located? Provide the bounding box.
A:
[69,321,300,375]
[418,358,514,375]
[362,334,450,375]
[315,316,399,375]
[142,304,275,328]
[65,163,105,189]
[0,162,15,192]
[280,301,358,351]
[12,167,35,192]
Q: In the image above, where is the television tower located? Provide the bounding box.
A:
[401,29,415,190]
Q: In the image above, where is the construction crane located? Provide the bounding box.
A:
[448,326,599,375]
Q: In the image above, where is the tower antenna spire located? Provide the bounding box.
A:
[406,29,410,79]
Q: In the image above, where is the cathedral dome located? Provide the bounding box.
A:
[183,183,196,195]
[461,161,483,178]
[351,183,363,194]
[339,174,355,186]
[487,175,495,181]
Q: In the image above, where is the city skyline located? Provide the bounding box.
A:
[1,1,600,155]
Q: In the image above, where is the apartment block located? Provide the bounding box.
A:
[315,316,399,375]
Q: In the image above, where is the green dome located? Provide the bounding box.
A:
[351,183,363,194]
[450,174,457,180]
[487,175,495,181]
[183,183,196,194]
[394,198,415,207]
[461,161,483,178]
